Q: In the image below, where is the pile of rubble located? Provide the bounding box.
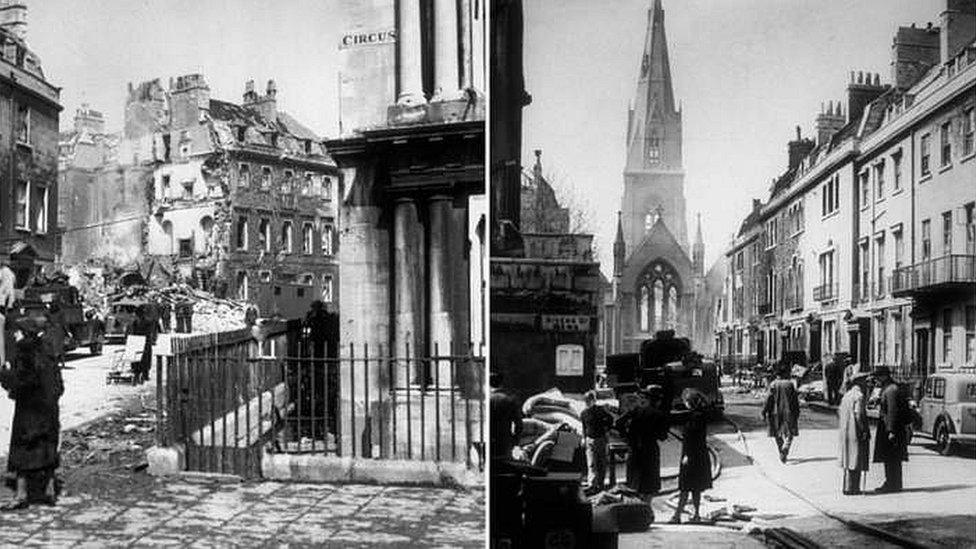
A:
[113,284,251,333]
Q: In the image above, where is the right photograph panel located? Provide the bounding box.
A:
[489,0,976,546]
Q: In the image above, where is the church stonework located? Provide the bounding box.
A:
[611,0,706,354]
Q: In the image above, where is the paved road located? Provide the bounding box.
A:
[0,345,151,458]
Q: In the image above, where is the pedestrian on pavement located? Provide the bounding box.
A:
[838,372,871,495]
[0,259,16,368]
[872,366,910,493]
[763,363,800,463]
[615,386,669,518]
[580,390,614,494]
[489,371,522,461]
[669,389,713,524]
[0,309,65,510]
[129,305,158,384]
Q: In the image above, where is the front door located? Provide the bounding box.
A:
[916,329,930,377]
[809,323,822,364]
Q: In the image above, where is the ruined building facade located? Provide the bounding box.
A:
[0,5,60,266]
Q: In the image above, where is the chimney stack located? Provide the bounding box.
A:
[816,98,846,146]
[787,126,815,171]
[847,70,887,126]
[0,1,27,41]
[940,0,976,64]
[243,78,278,121]
[890,23,940,89]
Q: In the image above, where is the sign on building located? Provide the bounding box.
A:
[339,30,396,49]
[555,344,584,376]
[542,314,591,332]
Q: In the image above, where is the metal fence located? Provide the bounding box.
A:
[155,331,485,479]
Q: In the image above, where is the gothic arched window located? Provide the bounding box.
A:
[668,285,678,329]
[653,280,664,331]
[639,286,650,332]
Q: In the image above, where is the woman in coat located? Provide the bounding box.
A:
[0,310,65,510]
[838,372,871,495]
[616,387,669,511]
[669,389,713,523]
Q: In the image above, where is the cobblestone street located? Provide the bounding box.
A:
[0,478,484,547]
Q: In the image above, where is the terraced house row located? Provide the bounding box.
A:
[715,1,976,379]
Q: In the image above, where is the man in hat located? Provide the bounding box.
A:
[872,366,910,493]
[763,363,800,463]
[838,372,871,494]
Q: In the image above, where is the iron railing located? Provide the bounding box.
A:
[892,254,976,294]
[155,332,485,478]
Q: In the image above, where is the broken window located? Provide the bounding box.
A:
[16,105,30,144]
[239,164,250,188]
[261,166,272,189]
[161,175,171,198]
[182,179,194,199]
[36,185,48,234]
[259,271,272,283]
[162,134,171,162]
[236,216,248,250]
[322,275,333,303]
[304,140,313,155]
[302,223,313,254]
[283,170,294,194]
[236,126,246,143]
[302,173,313,195]
[323,177,333,200]
[236,271,249,301]
[178,238,193,258]
[296,287,306,298]
[14,181,29,230]
[281,221,293,253]
[259,218,271,252]
[322,224,334,255]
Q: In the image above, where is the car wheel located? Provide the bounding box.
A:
[935,421,954,456]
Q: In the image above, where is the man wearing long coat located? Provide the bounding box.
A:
[763,365,800,463]
[838,373,870,494]
[616,388,669,508]
[872,366,909,492]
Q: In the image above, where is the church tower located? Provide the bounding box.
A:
[621,0,688,256]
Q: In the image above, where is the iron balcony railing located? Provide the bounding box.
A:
[813,283,839,302]
[892,254,976,294]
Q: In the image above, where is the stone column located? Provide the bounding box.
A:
[432,0,462,101]
[397,0,425,106]
[394,197,425,384]
[428,195,454,387]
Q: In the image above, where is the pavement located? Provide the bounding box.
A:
[0,477,484,547]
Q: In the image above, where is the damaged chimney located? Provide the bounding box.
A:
[169,74,211,130]
[847,71,887,126]
[0,1,27,41]
[787,126,815,171]
[242,78,278,122]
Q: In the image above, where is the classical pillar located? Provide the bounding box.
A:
[428,195,454,386]
[432,0,462,101]
[394,198,425,384]
[397,0,425,106]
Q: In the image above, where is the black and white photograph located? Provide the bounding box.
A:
[489,0,975,547]
[0,0,485,546]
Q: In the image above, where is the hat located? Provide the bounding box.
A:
[849,372,871,384]
[872,365,891,377]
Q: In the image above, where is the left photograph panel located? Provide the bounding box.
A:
[0,0,486,545]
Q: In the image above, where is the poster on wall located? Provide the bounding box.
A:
[555,344,584,376]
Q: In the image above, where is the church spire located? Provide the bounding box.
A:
[625,0,679,172]
[613,211,626,277]
[693,212,704,276]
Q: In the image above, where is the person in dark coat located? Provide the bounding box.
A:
[616,386,669,515]
[489,372,522,461]
[580,390,614,493]
[669,389,713,524]
[304,300,329,360]
[763,363,800,463]
[871,366,910,493]
[0,310,64,509]
[129,305,159,384]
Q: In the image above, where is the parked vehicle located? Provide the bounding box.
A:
[605,330,724,419]
[914,371,976,455]
[104,297,148,343]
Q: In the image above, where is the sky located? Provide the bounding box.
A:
[521,0,945,274]
[28,0,344,138]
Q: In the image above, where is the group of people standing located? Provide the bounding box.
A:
[762,361,913,495]
[582,386,713,524]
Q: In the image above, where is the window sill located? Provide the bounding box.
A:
[938,163,953,174]
[919,173,933,184]
[821,210,840,221]
[875,197,886,205]
[891,188,904,197]
[961,151,976,164]
[15,140,32,150]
